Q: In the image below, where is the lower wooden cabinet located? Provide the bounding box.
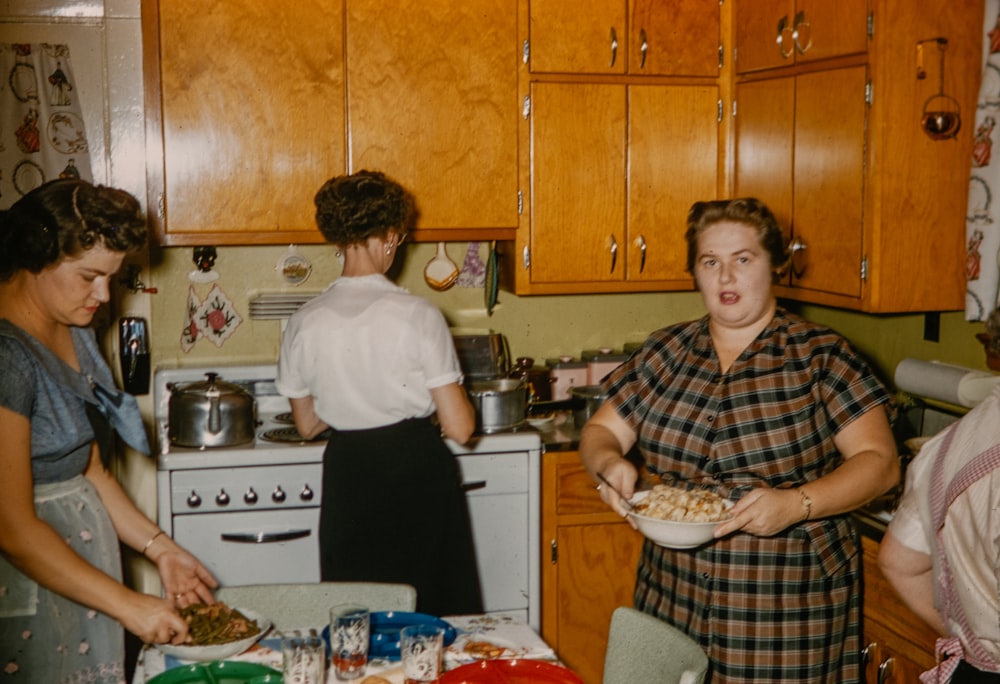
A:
[861,534,938,683]
[540,451,643,684]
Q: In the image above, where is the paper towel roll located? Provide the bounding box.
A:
[894,358,1000,407]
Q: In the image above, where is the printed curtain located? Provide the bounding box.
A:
[0,43,92,210]
[967,1,1000,320]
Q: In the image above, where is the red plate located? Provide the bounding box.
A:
[439,659,584,684]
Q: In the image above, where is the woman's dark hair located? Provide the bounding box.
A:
[0,179,147,281]
[313,170,418,246]
[684,197,787,274]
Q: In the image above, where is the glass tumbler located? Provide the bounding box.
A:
[330,603,370,680]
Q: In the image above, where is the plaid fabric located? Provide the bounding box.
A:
[604,309,889,683]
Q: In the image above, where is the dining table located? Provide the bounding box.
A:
[133,613,574,684]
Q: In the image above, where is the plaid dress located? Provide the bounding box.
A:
[603,309,890,683]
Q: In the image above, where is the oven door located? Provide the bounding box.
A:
[172,508,320,585]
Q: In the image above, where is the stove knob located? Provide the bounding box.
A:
[216,489,230,506]
[187,490,202,508]
[272,486,287,503]
[300,484,314,502]
[244,487,258,505]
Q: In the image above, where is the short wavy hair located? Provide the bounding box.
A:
[0,179,147,281]
[684,197,788,274]
[313,170,418,246]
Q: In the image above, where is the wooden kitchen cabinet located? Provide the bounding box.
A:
[528,0,721,77]
[345,0,519,241]
[142,0,346,245]
[734,0,868,74]
[733,0,982,312]
[541,451,643,684]
[143,0,519,245]
[861,534,938,683]
[519,81,715,292]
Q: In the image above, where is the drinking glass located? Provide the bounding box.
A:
[401,624,445,684]
[281,634,326,684]
[330,603,370,680]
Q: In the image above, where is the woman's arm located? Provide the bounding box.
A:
[83,446,218,608]
[878,529,947,635]
[430,382,475,445]
[0,406,191,644]
[579,403,639,518]
[289,395,330,440]
[715,405,900,537]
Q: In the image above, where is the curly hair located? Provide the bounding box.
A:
[684,197,788,274]
[0,179,147,282]
[313,170,418,246]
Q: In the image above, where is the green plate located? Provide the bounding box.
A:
[148,661,282,684]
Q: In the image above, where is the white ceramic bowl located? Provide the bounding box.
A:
[156,608,270,662]
[627,490,734,549]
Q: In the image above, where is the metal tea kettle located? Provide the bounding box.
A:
[168,372,257,448]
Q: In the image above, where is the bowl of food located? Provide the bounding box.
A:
[627,484,734,549]
[156,603,270,662]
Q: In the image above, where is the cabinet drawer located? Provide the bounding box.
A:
[458,453,529,495]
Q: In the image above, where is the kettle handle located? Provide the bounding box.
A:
[205,373,223,434]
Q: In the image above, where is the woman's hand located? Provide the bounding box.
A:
[713,487,804,538]
[595,458,639,524]
[117,593,191,645]
[154,546,219,609]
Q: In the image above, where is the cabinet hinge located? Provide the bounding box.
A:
[522,39,530,65]
[718,99,724,123]
[523,244,531,270]
[517,190,523,215]
[718,43,724,70]
[860,256,868,282]
[865,81,873,106]
[550,539,558,564]
[867,13,874,39]
[523,94,531,120]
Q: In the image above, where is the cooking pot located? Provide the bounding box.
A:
[569,385,608,429]
[466,378,528,434]
[168,372,257,447]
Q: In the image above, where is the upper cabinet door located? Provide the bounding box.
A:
[628,0,721,77]
[528,0,627,74]
[734,0,868,74]
[346,0,519,235]
[149,0,346,244]
[528,0,719,76]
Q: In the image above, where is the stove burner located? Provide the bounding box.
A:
[260,427,330,444]
[272,412,296,425]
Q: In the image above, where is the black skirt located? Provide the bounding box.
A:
[319,417,483,617]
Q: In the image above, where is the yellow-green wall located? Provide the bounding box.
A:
[146,242,989,387]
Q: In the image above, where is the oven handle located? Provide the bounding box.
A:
[220,529,313,544]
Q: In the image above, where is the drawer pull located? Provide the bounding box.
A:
[462,480,488,492]
[877,656,895,684]
[221,529,312,544]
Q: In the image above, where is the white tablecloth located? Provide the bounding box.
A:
[134,614,556,683]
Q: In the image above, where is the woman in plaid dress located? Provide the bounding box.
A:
[580,198,900,683]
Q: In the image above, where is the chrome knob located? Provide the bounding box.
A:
[244,487,258,505]
[272,486,287,503]
[215,489,230,506]
[300,484,314,502]
[186,490,202,508]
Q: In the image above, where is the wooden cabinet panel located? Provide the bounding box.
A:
[146,0,345,244]
[734,0,868,74]
[346,0,519,234]
[528,0,719,76]
[541,452,643,684]
[791,66,866,299]
[529,82,627,285]
[628,85,716,284]
[627,0,721,77]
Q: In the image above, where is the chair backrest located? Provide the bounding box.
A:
[216,582,417,632]
[603,606,709,684]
